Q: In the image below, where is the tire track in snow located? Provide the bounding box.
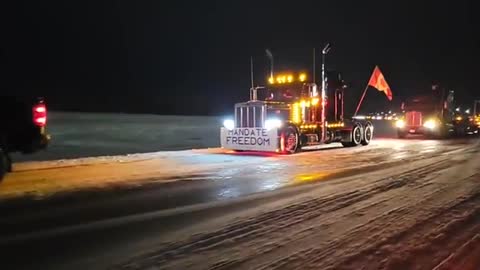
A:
[433,234,480,270]
[258,171,480,269]
[118,158,454,270]
[333,180,480,270]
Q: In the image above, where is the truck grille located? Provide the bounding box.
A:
[405,111,422,127]
[235,104,265,128]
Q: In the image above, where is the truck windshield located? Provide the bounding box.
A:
[258,83,307,102]
[404,95,439,113]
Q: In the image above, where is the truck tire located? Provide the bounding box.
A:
[428,125,448,139]
[342,124,362,147]
[361,123,373,145]
[281,126,300,154]
[397,129,407,139]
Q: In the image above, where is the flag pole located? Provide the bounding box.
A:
[354,84,369,116]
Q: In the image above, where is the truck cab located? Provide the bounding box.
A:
[220,71,373,153]
[396,89,478,138]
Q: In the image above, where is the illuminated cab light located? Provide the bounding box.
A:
[327,122,344,128]
[311,98,319,106]
[268,77,275,84]
[290,102,301,123]
[287,75,293,83]
[299,73,307,82]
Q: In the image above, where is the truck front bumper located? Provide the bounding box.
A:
[401,126,426,134]
[220,127,280,152]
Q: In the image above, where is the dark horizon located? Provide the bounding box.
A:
[1,0,478,116]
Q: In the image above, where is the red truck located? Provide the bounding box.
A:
[220,70,373,154]
[395,89,479,138]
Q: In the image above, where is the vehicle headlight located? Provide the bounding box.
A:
[423,119,437,129]
[395,119,405,128]
[264,118,283,130]
[223,119,235,130]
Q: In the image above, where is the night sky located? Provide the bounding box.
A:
[1,0,478,116]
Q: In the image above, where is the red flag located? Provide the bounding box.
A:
[368,66,393,101]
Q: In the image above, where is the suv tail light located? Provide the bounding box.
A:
[33,103,47,127]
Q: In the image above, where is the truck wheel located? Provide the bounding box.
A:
[342,124,362,147]
[397,130,407,139]
[361,124,373,145]
[281,126,299,154]
[0,149,7,182]
[434,126,448,139]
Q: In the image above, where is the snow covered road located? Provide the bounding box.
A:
[0,138,464,200]
[116,139,480,270]
[1,137,480,269]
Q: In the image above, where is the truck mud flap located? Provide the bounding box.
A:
[339,129,352,143]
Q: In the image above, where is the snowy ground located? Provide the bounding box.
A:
[5,137,428,200]
[4,112,479,269]
[2,136,480,269]
[114,139,480,270]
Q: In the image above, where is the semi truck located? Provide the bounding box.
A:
[220,69,373,154]
[395,88,479,138]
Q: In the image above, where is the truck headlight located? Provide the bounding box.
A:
[223,119,235,130]
[395,119,405,128]
[265,118,282,130]
[423,119,437,129]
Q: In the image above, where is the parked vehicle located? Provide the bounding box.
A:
[0,96,50,181]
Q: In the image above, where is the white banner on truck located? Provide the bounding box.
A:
[220,127,279,152]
